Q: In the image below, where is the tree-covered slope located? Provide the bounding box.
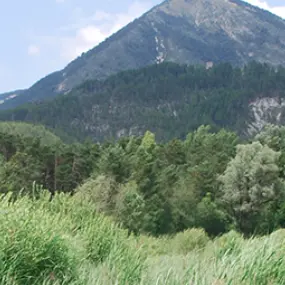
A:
[0,122,99,195]
[0,122,62,147]
[1,62,285,142]
[1,0,285,110]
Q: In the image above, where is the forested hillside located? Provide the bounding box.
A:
[2,122,285,237]
[1,62,285,142]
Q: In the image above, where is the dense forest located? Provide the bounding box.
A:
[1,61,285,142]
[2,121,285,237]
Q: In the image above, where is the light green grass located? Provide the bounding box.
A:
[0,191,285,284]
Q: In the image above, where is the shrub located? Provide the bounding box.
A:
[75,175,118,215]
[170,228,209,254]
[131,234,170,256]
[213,230,243,258]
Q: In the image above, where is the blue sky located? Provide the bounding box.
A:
[0,0,284,93]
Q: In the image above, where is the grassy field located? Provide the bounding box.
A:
[1,191,285,285]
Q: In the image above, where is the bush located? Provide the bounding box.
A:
[131,234,170,256]
[75,175,118,215]
[213,230,243,258]
[170,228,209,254]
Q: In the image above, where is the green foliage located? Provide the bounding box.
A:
[84,215,145,284]
[2,121,285,239]
[255,124,285,179]
[1,62,285,142]
[0,193,78,284]
[96,145,130,183]
[167,176,198,232]
[115,181,145,235]
[2,190,285,284]
[196,193,229,236]
[141,131,156,150]
[0,152,43,195]
[219,141,284,234]
[0,123,98,195]
[0,122,62,147]
[170,228,209,254]
[76,175,118,215]
[144,230,285,284]
[3,87,285,282]
[0,190,147,285]
[213,230,244,257]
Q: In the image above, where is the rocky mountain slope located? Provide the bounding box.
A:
[0,90,24,106]
[1,0,285,110]
[1,62,285,142]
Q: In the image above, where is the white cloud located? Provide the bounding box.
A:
[269,6,285,19]
[60,26,107,59]
[28,44,40,56]
[244,0,285,19]
[59,1,154,60]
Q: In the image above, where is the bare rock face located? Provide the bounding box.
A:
[247,98,285,136]
[1,0,285,110]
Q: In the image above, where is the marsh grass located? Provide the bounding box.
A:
[0,191,145,285]
[1,191,285,284]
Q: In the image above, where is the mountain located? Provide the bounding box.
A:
[1,0,285,110]
[0,90,24,106]
[1,62,285,142]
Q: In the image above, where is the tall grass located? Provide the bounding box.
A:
[0,191,145,285]
[143,230,285,284]
[1,191,285,284]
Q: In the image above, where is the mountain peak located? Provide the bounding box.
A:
[157,0,241,13]
[154,0,279,27]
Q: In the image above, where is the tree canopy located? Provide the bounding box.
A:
[2,122,285,237]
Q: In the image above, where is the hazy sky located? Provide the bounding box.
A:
[0,0,284,93]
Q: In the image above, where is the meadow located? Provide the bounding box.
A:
[1,189,285,285]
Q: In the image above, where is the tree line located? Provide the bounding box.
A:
[1,122,285,237]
